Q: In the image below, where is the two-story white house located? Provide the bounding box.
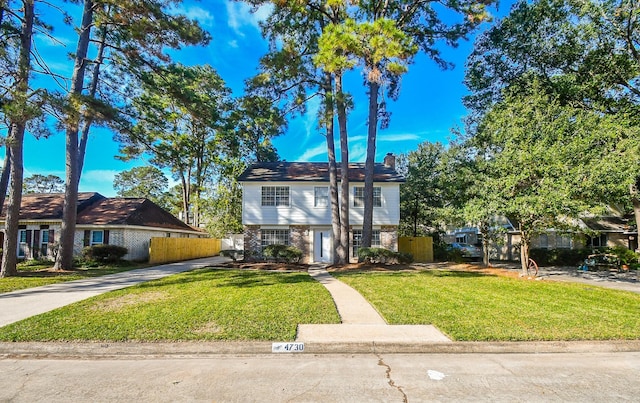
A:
[238,154,404,263]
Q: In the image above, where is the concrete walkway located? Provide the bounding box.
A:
[297,266,451,343]
[0,256,228,328]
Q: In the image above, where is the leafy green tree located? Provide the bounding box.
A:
[113,166,168,204]
[399,142,449,237]
[23,174,64,193]
[473,84,639,274]
[1,0,35,277]
[55,0,209,270]
[465,0,640,117]
[117,64,235,227]
[464,0,640,254]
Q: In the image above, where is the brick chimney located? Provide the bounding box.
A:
[383,153,396,170]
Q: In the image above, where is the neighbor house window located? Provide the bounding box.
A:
[455,235,467,244]
[353,187,382,207]
[557,235,572,249]
[587,234,607,248]
[538,234,549,249]
[18,229,27,258]
[261,229,290,248]
[261,186,290,206]
[314,187,329,207]
[40,230,49,256]
[352,229,381,257]
[91,230,104,245]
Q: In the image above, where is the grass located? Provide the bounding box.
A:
[0,268,340,342]
[334,270,640,341]
[0,260,144,294]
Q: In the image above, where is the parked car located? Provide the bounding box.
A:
[450,242,482,259]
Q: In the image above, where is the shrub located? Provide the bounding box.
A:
[529,248,592,267]
[606,246,639,268]
[280,246,303,263]
[262,244,303,263]
[220,249,243,262]
[82,245,128,264]
[358,247,413,264]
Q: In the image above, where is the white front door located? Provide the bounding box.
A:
[313,230,332,263]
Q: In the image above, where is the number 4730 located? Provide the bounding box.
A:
[272,342,305,353]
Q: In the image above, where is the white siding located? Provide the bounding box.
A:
[242,181,400,226]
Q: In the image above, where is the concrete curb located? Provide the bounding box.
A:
[1,340,639,359]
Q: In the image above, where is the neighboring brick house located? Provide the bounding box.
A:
[0,192,206,262]
[238,154,404,263]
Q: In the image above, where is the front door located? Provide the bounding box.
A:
[313,229,332,263]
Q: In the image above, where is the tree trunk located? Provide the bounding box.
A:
[519,225,530,276]
[78,20,107,181]
[336,73,350,262]
[322,72,343,265]
[362,79,380,248]
[1,0,34,278]
[55,0,94,271]
[0,138,13,216]
[480,222,490,267]
[632,183,640,255]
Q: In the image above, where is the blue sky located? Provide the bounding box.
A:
[17,0,513,196]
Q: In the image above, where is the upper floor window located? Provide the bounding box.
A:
[314,187,329,207]
[353,187,381,207]
[262,186,290,206]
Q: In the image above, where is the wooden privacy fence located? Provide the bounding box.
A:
[149,238,222,265]
[398,237,434,263]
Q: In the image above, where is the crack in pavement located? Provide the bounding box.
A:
[377,354,408,403]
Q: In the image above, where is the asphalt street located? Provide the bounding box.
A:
[1,352,639,402]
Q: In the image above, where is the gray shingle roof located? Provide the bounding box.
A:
[238,162,405,182]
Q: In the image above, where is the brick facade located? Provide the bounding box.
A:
[290,225,311,264]
[243,225,261,259]
[381,225,399,251]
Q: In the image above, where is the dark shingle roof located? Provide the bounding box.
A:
[581,216,636,233]
[238,162,405,182]
[2,192,197,232]
[2,192,104,220]
[77,198,196,231]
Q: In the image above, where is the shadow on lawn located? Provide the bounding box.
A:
[334,269,494,279]
[137,267,314,289]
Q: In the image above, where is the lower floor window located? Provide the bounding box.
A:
[352,229,381,257]
[587,234,607,248]
[261,229,290,248]
[91,230,104,245]
[18,229,27,258]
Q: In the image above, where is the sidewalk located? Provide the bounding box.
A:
[0,256,228,328]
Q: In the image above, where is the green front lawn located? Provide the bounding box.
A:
[334,270,640,341]
[0,268,340,342]
[0,260,143,294]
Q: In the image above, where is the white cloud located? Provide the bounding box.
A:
[348,144,367,162]
[228,39,239,48]
[225,1,272,36]
[378,133,422,142]
[172,5,214,27]
[79,169,119,196]
[297,142,327,161]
